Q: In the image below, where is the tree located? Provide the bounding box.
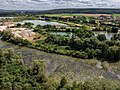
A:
[58,77,67,89]
[72,81,83,90]
[83,37,100,50]
[97,42,109,58]
[85,48,96,59]
[23,22,34,29]
[83,80,102,90]
[36,24,42,29]
[16,23,22,27]
[0,49,6,68]
[70,38,83,50]
[106,46,120,62]
[97,34,106,41]
[0,30,14,41]
[95,20,100,26]
[31,60,47,83]
[111,33,120,40]
[105,40,115,46]
[111,27,118,33]
[99,79,120,90]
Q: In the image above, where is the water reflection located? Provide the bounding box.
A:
[16,20,67,27]
[49,31,73,38]
[93,31,115,40]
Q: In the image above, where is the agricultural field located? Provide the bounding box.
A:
[112,14,120,17]
[44,14,112,17]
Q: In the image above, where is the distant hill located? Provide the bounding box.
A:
[40,8,120,14]
[0,9,42,16]
[0,9,5,12]
[0,9,41,13]
[0,8,120,15]
[0,9,12,12]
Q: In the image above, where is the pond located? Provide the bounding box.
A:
[16,20,67,27]
[49,31,115,40]
[93,31,115,40]
[49,31,73,38]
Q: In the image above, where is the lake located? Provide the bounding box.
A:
[49,31,115,40]
[16,20,67,27]
[93,31,115,40]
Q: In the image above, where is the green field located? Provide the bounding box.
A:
[44,13,112,17]
[44,14,83,17]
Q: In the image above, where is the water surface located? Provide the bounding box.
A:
[49,31,73,38]
[93,31,115,40]
[16,20,67,27]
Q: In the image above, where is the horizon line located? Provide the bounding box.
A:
[1,8,120,11]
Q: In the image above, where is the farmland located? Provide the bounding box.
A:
[44,14,112,17]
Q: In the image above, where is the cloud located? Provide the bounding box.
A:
[0,0,120,10]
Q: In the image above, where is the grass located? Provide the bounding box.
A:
[102,61,120,71]
[62,21,82,27]
[44,14,83,17]
[75,59,97,66]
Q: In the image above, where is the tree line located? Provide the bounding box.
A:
[0,27,120,62]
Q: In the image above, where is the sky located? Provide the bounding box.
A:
[0,0,120,10]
